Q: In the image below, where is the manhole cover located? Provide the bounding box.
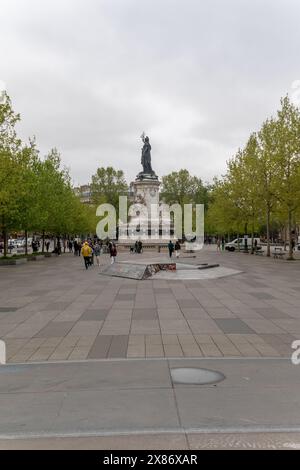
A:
[171,367,225,385]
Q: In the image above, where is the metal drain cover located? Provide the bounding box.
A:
[171,367,225,385]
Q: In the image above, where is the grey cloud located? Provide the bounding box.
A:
[1,0,299,186]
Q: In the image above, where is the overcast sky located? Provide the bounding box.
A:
[1,0,300,186]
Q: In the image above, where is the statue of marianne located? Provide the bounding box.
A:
[141,133,154,174]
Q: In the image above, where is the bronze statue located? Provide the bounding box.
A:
[141,133,154,174]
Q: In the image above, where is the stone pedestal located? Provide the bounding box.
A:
[118,175,175,244]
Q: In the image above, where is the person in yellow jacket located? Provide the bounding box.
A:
[81,241,92,270]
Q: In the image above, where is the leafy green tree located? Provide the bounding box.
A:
[257,118,280,256]
[273,96,300,260]
[0,94,23,255]
[161,169,208,207]
[90,167,128,210]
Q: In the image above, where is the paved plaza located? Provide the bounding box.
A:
[0,247,300,363]
[1,246,300,448]
[0,357,300,447]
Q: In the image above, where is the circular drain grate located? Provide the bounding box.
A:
[171,367,225,385]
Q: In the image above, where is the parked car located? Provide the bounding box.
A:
[225,238,261,252]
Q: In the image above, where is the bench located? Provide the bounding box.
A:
[273,247,285,259]
[255,249,264,256]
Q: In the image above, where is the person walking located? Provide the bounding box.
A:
[81,241,92,270]
[88,240,94,266]
[217,238,221,252]
[221,237,225,251]
[45,240,50,253]
[77,241,82,256]
[175,240,181,258]
[94,242,101,266]
[168,240,174,258]
[110,243,117,264]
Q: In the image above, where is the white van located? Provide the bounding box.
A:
[225,238,261,252]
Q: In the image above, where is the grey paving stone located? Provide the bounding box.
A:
[35,321,75,338]
[214,318,256,334]
[116,294,136,301]
[29,290,50,296]
[107,335,129,358]
[79,309,109,321]
[255,308,290,319]
[153,288,171,293]
[249,292,275,300]
[0,392,65,434]
[240,279,267,288]
[42,301,71,311]
[87,335,112,359]
[175,386,300,428]
[0,307,18,312]
[133,308,158,320]
[177,299,200,308]
[48,389,180,433]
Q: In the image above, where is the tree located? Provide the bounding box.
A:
[274,96,300,260]
[161,169,208,207]
[90,167,128,210]
[257,118,280,256]
[0,94,23,255]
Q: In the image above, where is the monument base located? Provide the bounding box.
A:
[119,174,176,244]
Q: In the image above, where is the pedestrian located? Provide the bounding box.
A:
[68,240,73,252]
[110,242,117,264]
[88,240,94,266]
[221,237,225,251]
[94,242,101,266]
[175,240,181,258]
[73,240,78,256]
[45,240,50,253]
[81,241,92,270]
[217,239,221,252]
[168,240,174,258]
[77,241,82,256]
[138,240,143,254]
[57,240,62,255]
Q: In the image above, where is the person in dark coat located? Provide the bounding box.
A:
[168,240,174,258]
[175,240,181,258]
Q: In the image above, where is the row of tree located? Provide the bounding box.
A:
[3,92,299,258]
[0,94,96,256]
[206,96,300,259]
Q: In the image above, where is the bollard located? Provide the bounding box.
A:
[0,340,6,365]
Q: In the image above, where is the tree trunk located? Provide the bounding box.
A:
[25,230,28,256]
[266,207,271,257]
[288,210,294,260]
[251,216,254,254]
[42,230,45,253]
[3,229,7,257]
